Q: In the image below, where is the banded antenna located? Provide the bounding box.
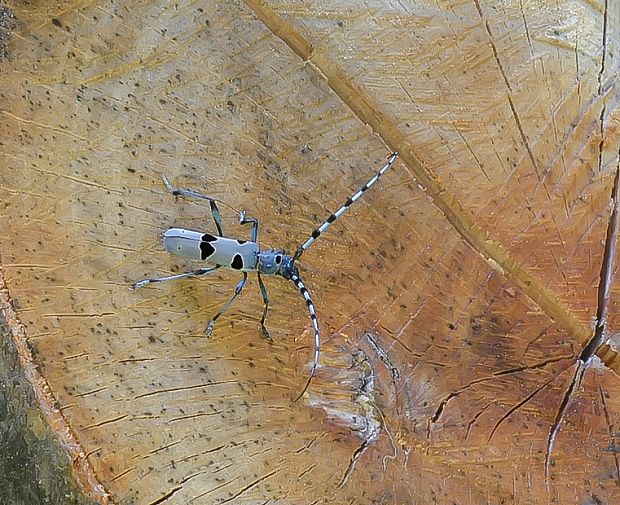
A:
[293,152,399,261]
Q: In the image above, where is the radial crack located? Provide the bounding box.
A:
[599,385,620,483]
[582,166,620,362]
[220,469,279,504]
[546,164,620,487]
[487,377,555,442]
[428,353,573,436]
[147,486,183,505]
[596,0,609,95]
[337,350,390,488]
[545,363,585,485]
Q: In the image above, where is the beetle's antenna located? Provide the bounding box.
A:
[289,272,320,401]
[293,152,398,262]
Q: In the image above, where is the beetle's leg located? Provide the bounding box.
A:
[239,211,259,242]
[133,266,220,289]
[161,174,224,236]
[257,272,271,340]
[206,272,248,336]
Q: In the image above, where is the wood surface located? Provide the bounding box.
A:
[1,1,619,503]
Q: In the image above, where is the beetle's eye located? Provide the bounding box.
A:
[275,255,282,264]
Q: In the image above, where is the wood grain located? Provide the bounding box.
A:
[1,1,619,503]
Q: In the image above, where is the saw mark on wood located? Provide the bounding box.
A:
[1,110,91,143]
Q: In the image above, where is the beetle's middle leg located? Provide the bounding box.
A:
[257,272,271,340]
[206,272,248,336]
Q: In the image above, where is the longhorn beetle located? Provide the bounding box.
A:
[134,151,399,400]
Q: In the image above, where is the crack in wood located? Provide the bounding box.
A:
[219,469,279,504]
[544,363,585,486]
[487,377,555,443]
[336,349,396,488]
[364,331,400,382]
[189,477,239,504]
[545,163,620,489]
[474,1,541,180]
[428,353,574,436]
[581,166,620,362]
[147,485,182,505]
[598,384,620,483]
[132,380,239,400]
[83,414,128,430]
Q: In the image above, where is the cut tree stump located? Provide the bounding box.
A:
[1,1,620,504]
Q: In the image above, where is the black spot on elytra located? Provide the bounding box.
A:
[231,254,244,270]
[200,242,215,260]
[202,233,217,242]
[275,255,282,264]
[236,239,247,245]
